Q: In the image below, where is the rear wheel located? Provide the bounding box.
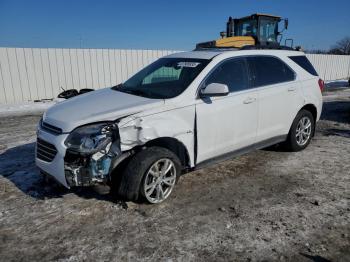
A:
[117,147,181,204]
[285,110,315,152]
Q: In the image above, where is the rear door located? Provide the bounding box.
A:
[246,56,302,142]
[195,57,258,163]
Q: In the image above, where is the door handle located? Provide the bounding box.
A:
[243,97,256,104]
[288,87,296,92]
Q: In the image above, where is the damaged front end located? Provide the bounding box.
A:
[63,122,123,187]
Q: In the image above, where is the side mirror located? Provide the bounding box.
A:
[200,83,229,97]
[284,19,289,30]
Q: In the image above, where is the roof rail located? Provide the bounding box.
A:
[194,47,238,52]
[194,45,301,52]
[239,45,299,51]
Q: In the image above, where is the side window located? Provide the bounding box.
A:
[205,58,249,93]
[247,56,295,87]
[288,56,318,76]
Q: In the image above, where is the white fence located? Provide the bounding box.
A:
[0,48,178,104]
[0,47,349,104]
[306,54,350,81]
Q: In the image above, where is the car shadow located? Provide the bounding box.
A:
[262,98,350,152]
[321,101,350,124]
[299,253,332,262]
[261,143,289,152]
[0,142,126,206]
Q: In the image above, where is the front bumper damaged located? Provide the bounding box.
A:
[36,123,127,188]
[64,141,122,187]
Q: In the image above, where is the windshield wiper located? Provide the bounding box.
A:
[111,83,123,90]
[112,85,163,99]
[118,88,150,97]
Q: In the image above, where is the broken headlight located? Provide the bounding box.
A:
[64,122,117,154]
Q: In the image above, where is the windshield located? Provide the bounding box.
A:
[259,18,278,43]
[112,58,210,99]
[236,19,257,37]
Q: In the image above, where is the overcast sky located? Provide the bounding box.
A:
[0,0,349,51]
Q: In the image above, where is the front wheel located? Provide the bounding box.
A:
[285,110,315,152]
[141,158,178,204]
[117,147,181,204]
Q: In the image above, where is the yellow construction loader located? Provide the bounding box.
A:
[197,13,291,50]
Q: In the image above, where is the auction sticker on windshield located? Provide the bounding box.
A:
[177,62,201,68]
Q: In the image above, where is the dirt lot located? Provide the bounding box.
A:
[0,90,349,262]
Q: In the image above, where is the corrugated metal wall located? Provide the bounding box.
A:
[306,54,350,81]
[0,48,179,104]
[0,47,349,104]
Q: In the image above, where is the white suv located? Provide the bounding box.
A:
[36,49,323,204]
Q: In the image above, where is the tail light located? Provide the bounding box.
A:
[318,79,325,92]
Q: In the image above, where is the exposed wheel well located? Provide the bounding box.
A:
[144,137,190,169]
[300,104,317,123]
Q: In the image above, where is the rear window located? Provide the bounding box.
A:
[289,56,318,76]
[246,56,295,87]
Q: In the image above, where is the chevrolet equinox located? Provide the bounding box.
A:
[36,49,323,204]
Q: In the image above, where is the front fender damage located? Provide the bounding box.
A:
[118,117,159,150]
[118,113,195,168]
[118,115,193,151]
[63,112,194,187]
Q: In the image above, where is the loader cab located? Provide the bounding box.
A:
[228,14,286,47]
[196,13,289,50]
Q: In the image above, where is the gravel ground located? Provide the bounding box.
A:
[0,90,349,262]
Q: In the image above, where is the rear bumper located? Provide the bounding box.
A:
[35,128,70,188]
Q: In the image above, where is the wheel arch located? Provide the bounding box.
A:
[300,104,317,123]
[291,104,317,137]
[143,137,191,169]
[110,136,191,189]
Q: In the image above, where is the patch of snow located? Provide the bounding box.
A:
[4,138,37,152]
[323,89,350,101]
[325,79,349,90]
[0,98,65,116]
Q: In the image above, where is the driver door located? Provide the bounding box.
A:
[195,57,258,163]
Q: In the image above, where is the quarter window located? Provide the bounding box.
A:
[247,56,295,87]
[288,56,318,76]
[205,58,249,93]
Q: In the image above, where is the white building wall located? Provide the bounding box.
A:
[306,54,350,81]
[0,47,349,104]
[0,48,179,104]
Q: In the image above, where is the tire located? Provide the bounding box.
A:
[117,147,181,204]
[284,109,315,152]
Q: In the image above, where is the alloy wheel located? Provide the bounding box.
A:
[295,116,312,146]
[143,158,177,204]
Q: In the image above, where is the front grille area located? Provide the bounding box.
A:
[36,138,58,162]
[41,121,63,135]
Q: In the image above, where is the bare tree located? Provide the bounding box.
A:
[305,49,328,54]
[329,37,350,55]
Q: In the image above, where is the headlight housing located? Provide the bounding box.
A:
[64,122,118,154]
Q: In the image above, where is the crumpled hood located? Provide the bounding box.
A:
[43,88,164,132]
